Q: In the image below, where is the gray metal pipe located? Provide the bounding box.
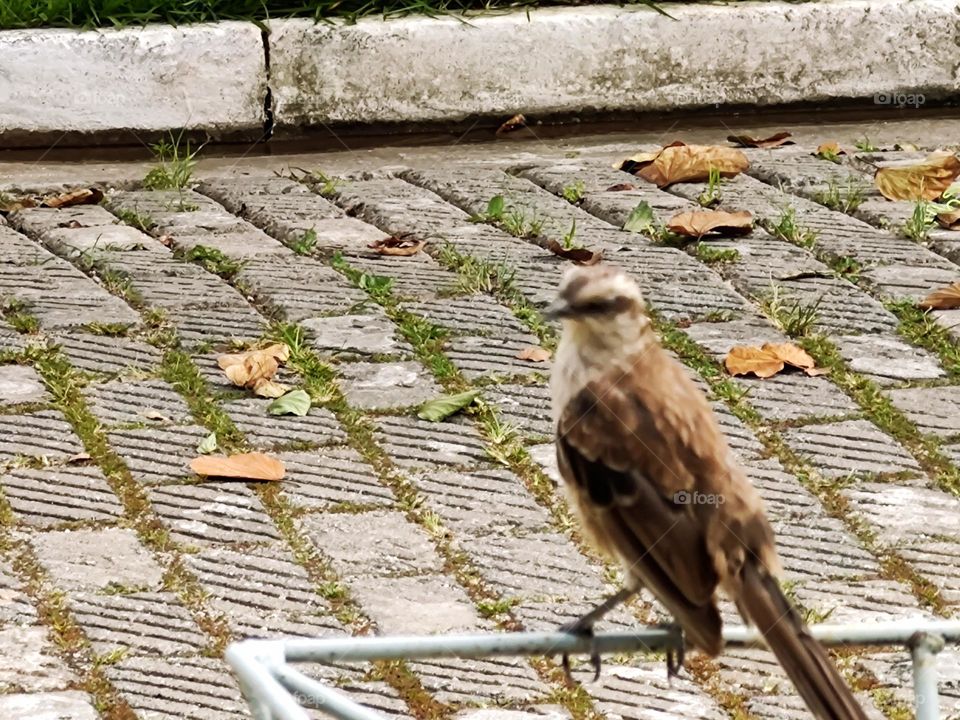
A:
[910,631,947,720]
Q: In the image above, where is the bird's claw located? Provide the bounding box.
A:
[559,619,602,686]
[658,623,686,681]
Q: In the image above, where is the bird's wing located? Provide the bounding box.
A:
[556,346,734,611]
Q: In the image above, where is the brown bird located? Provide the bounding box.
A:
[546,264,867,720]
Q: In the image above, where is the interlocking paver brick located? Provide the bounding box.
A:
[338,360,443,410]
[342,252,461,301]
[52,332,161,375]
[41,223,158,258]
[0,409,84,464]
[30,527,164,593]
[587,662,729,720]
[0,627,77,693]
[148,482,281,546]
[1,465,123,527]
[842,482,960,546]
[736,372,859,423]
[887,385,960,438]
[899,540,960,605]
[86,377,193,427]
[0,690,98,720]
[833,333,946,384]
[108,423,208,484]
[373,414,490,470]
[350,574,485,634]
[277,447,394,509]
[484,382,552,439]
[410,655,549,705]
[303,509,443,578]
[0,560,36,627]
[171,304,269,345]
[302,312,413,358]
[783,419,922,478]
[0,365,47,405]
[224,397,347,450]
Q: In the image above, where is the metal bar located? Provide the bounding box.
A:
[275,619,960,664]
[273,664,386,720]
[226,642,310,720]
[910,631,946,720]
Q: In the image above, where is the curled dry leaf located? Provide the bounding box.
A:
[727,132,793,149]
[218,343,290,390]
[815,141,846,158]
[253,379,290,398]
[496,113,528,135]
[42,187,104,209]
[936,209,960,230]
[725,342,823,379]
[543,239,602,265]
[605,183,637,192]
[368,236,426,256]
[618,142,749,188]
[516,346,552,362]
[190,452,286,481]
[874,153,960,201]
[918,282,960,310]
[667,210,753,238]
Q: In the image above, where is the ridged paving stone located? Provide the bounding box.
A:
[349,574,485,635]
[108,424,208,485]
[341,252,461,301]
[170,303,268,344]
[373,414,490,470]
[887,385,960,438]
[277,447,394,509]
[336,682,413,719]
[10,206,119,235]
[512,598,638,633]
[795,578,929,624]
[685,315,789,361]
[842,482,960,546]
[771,516,881,581]
[302,312,413,358]
[0,365,48,405]
[303,509,443,578]
[588,662,729,720]
[410,656,549,705]
[103,654,248,719]
[711,401,765,461]
[898,540,960,605]
[0,560,36,626]
[338,361,442,410]
[30,527,164,593]
[735,372,859,423]
[445,335,550,379]
[40,223,157,258]
[148,482,281,545]
[0,409,83,464]
[169,229,288,260]
[0,691,98,720]
[53,332,160,375]
[0,627,77,693]
[0,325,24,352]
[743,458,826,522]
[1,465,123,527]
[484,382,553,439]
[404,295,532,338]
[224,397,347,450]
[833,333,946,384]
[783,419,921,478]
[407,467,551,537]
[68,592,206,656]
[86,377,193,427]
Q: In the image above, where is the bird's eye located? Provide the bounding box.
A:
[575,300,615,315]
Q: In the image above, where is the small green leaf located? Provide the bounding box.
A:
[623,201,655,233]
[417,389,482,422]
[268,389,311,417]
[487,195,505,219]
[196,433,218,455]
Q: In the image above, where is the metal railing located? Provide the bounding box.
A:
[226,620,960,720]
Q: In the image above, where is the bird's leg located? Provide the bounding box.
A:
[655,622,686,681]
[559,588,635,685]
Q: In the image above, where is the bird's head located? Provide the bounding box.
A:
[544,265,652,350]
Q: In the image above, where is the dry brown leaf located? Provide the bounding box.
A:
[42,187,104,209]
[0,195,36,213]
[368,236,426,256]
[142,409,173,423]
[614,150,662,173]
[218,344,290,389]
[253,378,289,398]
[626,143,749,188]
[937,210,960,230]
[605,183,637,192]
[725,342,822,378]
[727,132,793,149]
[543,239,602,265]
[496,113,528,135]
[190,452,285,481]
[67,452,92,464]
[815,142,846,157]
[667,210,753,238]
[919,282,960,310]
[874,153,960,201]
[516,346,552,362]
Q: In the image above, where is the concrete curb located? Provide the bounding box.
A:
[0,21,267,147]
[0,0,958,147]
[269,0,960,127]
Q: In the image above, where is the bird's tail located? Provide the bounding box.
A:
[739,562,869,720]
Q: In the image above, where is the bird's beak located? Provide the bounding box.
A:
[542,298,573,320]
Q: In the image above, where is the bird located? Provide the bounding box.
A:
[545,264,868,720]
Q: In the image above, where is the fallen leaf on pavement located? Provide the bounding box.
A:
[67,452,92,464]
[253,379,289,399]
[268,388,312,416]
[727,132,793,149]
[614,149,663,173]
[725,342,824,378]
[42,188,104,209]
[190,452,285,481]
[605,183,637,192]
[936,209,960,230]
[496,114,528,135]
[218,343,290,390]
[196,433,218,455]
[618,142,749,187]
[516,346,551,362]
[141,409,173,423]
[368,236,426,256]
[919,282,960,310]
[418,389,482,422]
[815,142,846,160]
[623,201,656,234]
[667,210,753,238]
[875,153,960,201]
[543,239,602,265]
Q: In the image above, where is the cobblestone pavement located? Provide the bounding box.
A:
[1,136,960,720]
